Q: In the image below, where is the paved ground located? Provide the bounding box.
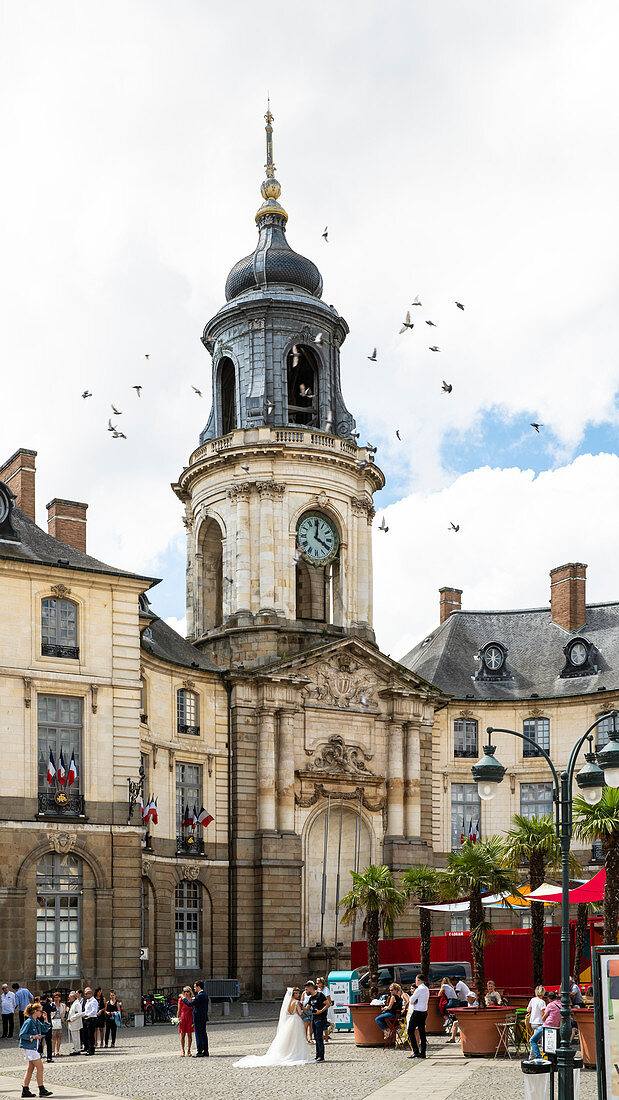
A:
[0,1019,599,1100]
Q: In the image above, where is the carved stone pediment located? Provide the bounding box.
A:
[302,653,378,710]
[305,735,373,778]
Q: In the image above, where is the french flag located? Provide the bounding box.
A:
[57,750,66,786]
[67,751,77,788]
[183,803,192,829]
[197,806,214,829]
[190,804,198,831]
[150,797,158,826]
[47,749,56,785]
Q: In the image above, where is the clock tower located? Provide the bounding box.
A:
[174,109,384,669]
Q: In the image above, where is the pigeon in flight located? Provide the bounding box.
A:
[322,226,328,242]
[368,348,377,362]
[133,385,142,397]
[314,332,324,348]
[82,390,92,399]
[111,404,122,416]
[426,320,437,327]
[192,385,202,397]
[107,419,117,433]
[442,381,453,393]
[241,462,250,472]
[145,354,150,360]
[399,311,414,333]
[379,516,389,532]
[455,301,465,310]
[224,576,234,585]
[411,296,422,307]
[429,346,441,352]
[530,422,542,433]
[449,522,460,533]
[112,431,127,439]
[396,430,401,440]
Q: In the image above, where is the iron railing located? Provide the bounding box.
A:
[38,792,85,816]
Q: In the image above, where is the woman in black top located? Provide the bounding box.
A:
[374,984,403,1034]
[94,988,105,1049]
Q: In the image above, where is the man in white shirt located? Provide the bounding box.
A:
[82,988,99,1055]
[1,984,16,1039]
[67,992,84,1055]
[455,979,471,1005]
[407,975,429,1058]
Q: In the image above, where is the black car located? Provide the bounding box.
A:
[358,960,472,995]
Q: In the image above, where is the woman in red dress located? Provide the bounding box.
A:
[177,986,194,1056]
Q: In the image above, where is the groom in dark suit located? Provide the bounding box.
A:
[183,981,209,1057]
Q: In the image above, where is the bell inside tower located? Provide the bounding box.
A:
[286,345,319,427]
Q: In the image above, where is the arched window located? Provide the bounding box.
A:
[36,853,81,978]
[219,358,237,435]
[177,689,199,736]
[287,345,319,426]
[175,880,200,968]
[41,597,78,659]
[198,517,223,633]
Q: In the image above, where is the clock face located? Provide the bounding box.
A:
[0,489,8,524]
[484,645,504,671]
[296,512,339,566]
[569,641,587,667]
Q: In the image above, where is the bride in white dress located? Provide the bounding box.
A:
[234,987,312,1067]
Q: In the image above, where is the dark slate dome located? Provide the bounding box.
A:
[225,210,323,302]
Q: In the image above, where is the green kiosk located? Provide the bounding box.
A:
[327,969,360,1032]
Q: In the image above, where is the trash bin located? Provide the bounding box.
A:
[573,1054,583,1100]
[521,1059,552,1100]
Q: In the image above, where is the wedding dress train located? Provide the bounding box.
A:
[234,989,313,1067]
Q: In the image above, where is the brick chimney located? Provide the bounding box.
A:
[439,586,462,623]
[0,448,37,521]
[550,563,587,632]
[47,498,88,554]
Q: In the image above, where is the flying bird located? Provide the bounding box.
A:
[107,419,117,433]
[429,346,441,352]
[265,399,274,416]
[111,404,122,416]
[411,296,422,307]
[322,226,328,242]
[455,301,465,310]
[399,311,414,333]
[133,385,142,397]
[449,522,460,533]
[426,320,437,327]
[396,430,401,440]
[192,385,202,397]
[224,576,234,584]
[368,348,377,362]
[241,462,250,472]
[379,517,389,532]
[442,381,453,393]
[112,431,127,439]
[530,422,542,433]
[299,383,314,398]
[314,332,324,348]
[81,390,92,399]
[145,354,150,360]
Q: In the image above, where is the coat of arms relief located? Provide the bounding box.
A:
[301,654,378,710]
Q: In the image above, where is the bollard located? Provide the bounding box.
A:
[222,1001,230,1016]
[241,1002,249,1017]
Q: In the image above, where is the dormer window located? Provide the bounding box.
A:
[476,641,510,681]
[560,636,597,679]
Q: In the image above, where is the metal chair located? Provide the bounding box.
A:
[382,1016,398,1049]
[494,1013,517,1058]
[515,1014,533,1057]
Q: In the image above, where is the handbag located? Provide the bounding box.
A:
[52,1019,62,1030]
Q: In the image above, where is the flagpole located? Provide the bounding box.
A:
[333,795,344,948]
[351,791,363,943]
[319,793,331,946]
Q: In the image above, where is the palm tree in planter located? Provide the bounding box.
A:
[402,866,449,982]
[339,865,407,992]
[504,814,580,989]
[446,837,516,1009]
[573,787,619,945]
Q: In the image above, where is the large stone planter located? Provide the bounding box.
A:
[572,1008,596,1067]
[426,992,446,1035]
[350,1004,387,1047]
[452,1007,513,1057]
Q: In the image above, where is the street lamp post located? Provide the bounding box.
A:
[471,710,617,1100]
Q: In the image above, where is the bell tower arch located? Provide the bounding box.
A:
[174,109,384,668]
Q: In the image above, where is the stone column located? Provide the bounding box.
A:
[257,707,276,831]
[386,721,405,837]
[193,550,203,637]
[404,721,421,837]
[277,707,296,832]
[257,483,283,614]
[233,487,251,615]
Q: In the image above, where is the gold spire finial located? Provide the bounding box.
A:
[258,101,285,218]
[264,100,276,179]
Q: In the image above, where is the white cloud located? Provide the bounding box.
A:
[374,453,619,658]
[165,615,187,639]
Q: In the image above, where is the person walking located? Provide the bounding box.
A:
[66,993,83,1055]
[13,984,34,1029]
[177,986,194,1056]
[82,988,99,1055]
[309,980,329,1062]
[2,984,16,1038]
[182,981,209,1057]
[19,1002,53,1098]
[104,992,121,1049]
[407,975,429,1059]
[49,993,65,1057]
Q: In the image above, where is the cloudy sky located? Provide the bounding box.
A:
[2,0,619,658]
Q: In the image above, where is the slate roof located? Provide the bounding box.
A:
[400,603,619,701]
[141,617,223,673]
[0,506,158,585]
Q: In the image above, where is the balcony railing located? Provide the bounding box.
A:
[176,833,204,856]
[38,791,85,816]
[41,643,79,659]
[454,747,478,758]
[178,724,199,737]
